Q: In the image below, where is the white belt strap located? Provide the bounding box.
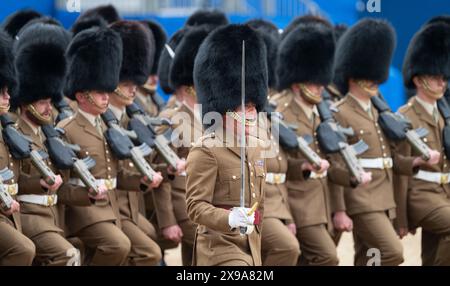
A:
[265,173,286,184]
[5,184,18,196]
[68,177,117,191]
[359,158,393,169]
[310,170,327,179]
[414,170,450,185]
[17,194,58,207]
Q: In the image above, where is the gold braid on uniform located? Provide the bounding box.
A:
[298,83,322,104]
[25,104,53,125]
[420,77,446,99]
[356,80,379,97]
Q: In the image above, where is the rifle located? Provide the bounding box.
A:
[371,95,431,160]
[0,168,15,211]
[0,114,56,186]
[266,106,322,169]
[316,99,369,184]
[54,98,75,124]
[41,124,100,195]
[126,101,180,169]
[101,109,157,183]
[437,96,450,159]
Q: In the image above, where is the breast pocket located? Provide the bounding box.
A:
[219,168,242,201]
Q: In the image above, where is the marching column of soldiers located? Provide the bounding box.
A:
[0,4,449,266]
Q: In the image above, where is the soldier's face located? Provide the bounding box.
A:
[77,91,109,115]
[32,99,53,119]
[230,103,258,137]
[416,75,447,100]
[113,82,137,106]
[0,87,10,114]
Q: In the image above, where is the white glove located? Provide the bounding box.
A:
[228,207,255,229]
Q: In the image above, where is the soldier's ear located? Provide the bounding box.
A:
[74,92,85,103]
[291,83,300,94]
[412,76,422,90]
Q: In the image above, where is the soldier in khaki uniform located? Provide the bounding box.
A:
[186,24,268,266]
[58,26,150,266]
[11,23,92,266]
[138,19,168,115]
[144,27,189,261]
[0,30,36,266]
[331,19,439,266]
[152,24,214,266]
[245,19,301,266]
[274,17,359,266]
[108,20,164,266]
[395,21,450,265]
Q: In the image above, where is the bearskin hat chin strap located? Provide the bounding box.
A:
[356,80,379,97]
[141,83,157,93]
[299,83,321,105]
[420,77,446,100]
[26,104,53,125]
[0,103,10,114]
[84,92,106,110]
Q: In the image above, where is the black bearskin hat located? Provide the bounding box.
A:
[110,21,155,86]
[65,27,123,100]
[333,18,396,95]
[194,24,268,117]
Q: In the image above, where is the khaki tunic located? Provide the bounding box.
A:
[396,97,450,228]
[186,131,265,266]
[0,134,21,231]
[331,95,417,216]
[57,112,142,235]
[17,118,91,238]
[273,90,334,228]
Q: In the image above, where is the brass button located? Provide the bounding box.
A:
[252,193,256,198]
[232,175,237,180]
[11,179,14,183]
[107,159,110,163]
[284,102,289,107]
[9,162,13,167]
[423,138,428,143]
[382,145,386,150]
[107,167,111,171]
[250,172,254,176]
[383,153,387,157]
[85,151,89,155]
[250,182,254,188]
[108,175,111,179]
[128,162,134,167]
[360,130,364,135]
[278,156,282,161]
